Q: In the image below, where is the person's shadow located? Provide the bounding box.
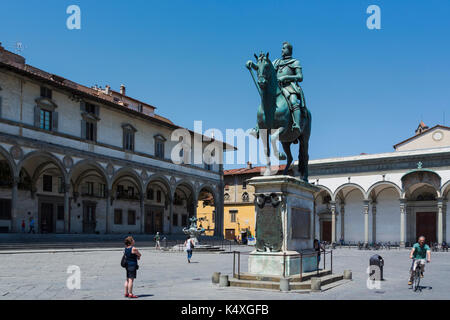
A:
[137,294,154,298]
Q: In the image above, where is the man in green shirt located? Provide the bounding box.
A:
[408,236,431,285]
[154,232,161,250]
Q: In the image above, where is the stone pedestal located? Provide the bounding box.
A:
[247,175,320,277]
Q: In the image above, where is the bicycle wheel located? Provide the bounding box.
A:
[413,269,421,291]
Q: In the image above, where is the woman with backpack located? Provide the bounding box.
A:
[184,236,194,263]
[123,236,141,298]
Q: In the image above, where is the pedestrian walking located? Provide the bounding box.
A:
[123,236,141,298]
[184,236,194,263]
[28,217,35,234]
[314,239,321,268]
[21,220,25,233]
[154,232,161,250]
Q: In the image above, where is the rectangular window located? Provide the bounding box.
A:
[147,188,154,200]
[87,182,94,196]
[155,141,164,159]
[57,205,65,220]
[114,209,123,225]
[242,181,247,189]
[0,199,12,220]
[58,177,64,194]
[230,210,238,223]
[39,109,52,131]
[40,87,52,99]
[85,121,96,141]
[85,102,97,115]
[181,214,187,227]
[124,131,134,151]
[128,187,134,197]
[156,190,162,203]
[98,183,106,198]
[128,210,136,225]
[173,213,178,226]
[212,210,215,223]
[43,175,52,192]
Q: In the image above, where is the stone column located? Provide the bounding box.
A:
[400,199,406,248]
[140,196,145,234]
[11,176,19,233]
[105,189,111,234]
[330,201,337,244]
[313,201,316,240]
[372,201,377,243]
[169,199,173,235]
[64,184,71,233]
[340,202,345,241]
[437,197,444,245]
[363,200,370,246]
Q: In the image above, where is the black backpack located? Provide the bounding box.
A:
[121,249,128,268]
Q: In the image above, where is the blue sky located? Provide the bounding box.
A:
[1,0,450,169]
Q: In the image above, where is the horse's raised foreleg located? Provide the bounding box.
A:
[281,142,293,175]
[260,129,272,176]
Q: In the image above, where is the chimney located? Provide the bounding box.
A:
[105,85,111,95]
[247,161,252,169]
[120,84,126,96]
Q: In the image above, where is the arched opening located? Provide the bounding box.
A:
[197,186,217,237]
[144,177,171,235]
[314,188,334,243]
[18,152,66,234]
[70,161,108,234]
[111,169,143,234]
[0,152,14,232]
[174,181,196,232]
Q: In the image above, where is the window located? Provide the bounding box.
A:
[114,209,123,225]
[87,182,94,196]
[98,183,106,198]
[43,175,52,192]
[181,214,187,227]
[155,141,164,159]
[85,102,97,115]
[147,188,154,200]
[85,121,95,141]
[117,185,124,194]
[230,210,238,223]
[212,210,215,223]
[128,187,135,197]
[173,214,178,226]
[242,181,247,189]
[128,210,136,225]
[57,205,65,220]
[39,109,52,131]
[154,134,166,159]
[58,177,64,194]
[156,190,162,203]
[81,102,99,142]
[0,199,11,220]
[40,86,52,99]
[122,124,137,151]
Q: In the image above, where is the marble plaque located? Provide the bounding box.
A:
[291,207,310,239]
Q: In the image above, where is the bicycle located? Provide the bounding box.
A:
[410,259,426,292]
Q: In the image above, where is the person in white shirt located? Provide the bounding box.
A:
[184,236,194,263]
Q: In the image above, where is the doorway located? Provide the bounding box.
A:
[416,212,436,245]
[83,203,96,234]
[40,203,54,234]
[225,229,235,241]
[321,220,331,243]
[144,206,164,234]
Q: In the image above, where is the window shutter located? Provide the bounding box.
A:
[122,130,126,149]
[80,101,86,112]
[81,120,86,139]
[52,111,58,131]
[34,106,41,127]
[131,132,135,151]
[94,105,99,117]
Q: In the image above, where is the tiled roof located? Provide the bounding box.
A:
[224,164,288,176]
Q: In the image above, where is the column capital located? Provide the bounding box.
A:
[363,199,370,206]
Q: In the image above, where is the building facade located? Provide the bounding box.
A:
[223,122,450,247]
[0,44,226,235]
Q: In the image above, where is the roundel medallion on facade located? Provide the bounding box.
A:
[10,145,23,160]
[141,170,148,181]
[106,163,115,176]
[63,156,74,169]
[432,130,443,141]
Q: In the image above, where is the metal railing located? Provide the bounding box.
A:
[157,238,234,252]
[232,249,333,281]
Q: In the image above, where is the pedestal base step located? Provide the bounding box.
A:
[228,270,344,292]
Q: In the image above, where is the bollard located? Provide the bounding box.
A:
[280,278,290,292]
[310,277,321,292]
[219,275,229,287]
[212,272,221,284]
[343,270,352,280]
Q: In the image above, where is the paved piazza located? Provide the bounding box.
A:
[0,247,449,300]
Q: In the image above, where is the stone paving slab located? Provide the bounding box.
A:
[0,248,449,300]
